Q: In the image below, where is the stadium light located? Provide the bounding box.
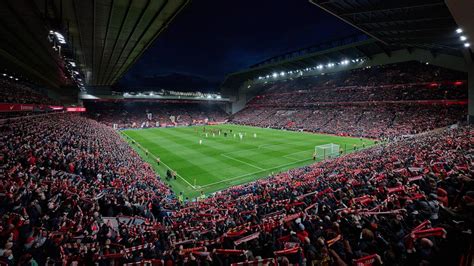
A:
[2,73,6,76]
[465,43,471,47]
[258,76,263,80]
[327,63,334,68]
[207,95,212,99]
[340,60,349,65]
[53,32,66,44]
[272,73,278,78]
[15,78,18,81]
[280,71,285,76]
[456,28,463,34]
[460,36,467,41]
[216,95,221,99]
[317,65,323,69]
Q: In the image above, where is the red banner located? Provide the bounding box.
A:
[0,103,65,112]
[66,107,86,112]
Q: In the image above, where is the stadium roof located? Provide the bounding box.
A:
[221,0,471,93]
[0,0,66,88]
[0,0,189,89]
[309,0,464,56]
[220,36,399,90]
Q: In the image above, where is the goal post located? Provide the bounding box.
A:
[314,143,340,160]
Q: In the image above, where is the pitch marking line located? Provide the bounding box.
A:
[220,153,265,170]
[122,130,325,191]
[282,150,311,161]
[217,143,275,157]
[120,131,197,190]
[221,142,302,157]
[199,157,313,189]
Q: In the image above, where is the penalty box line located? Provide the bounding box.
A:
[120,131,197,190]
[219,143,307,170]
[220,153,265,170]
[220,142,301,158]
[221,144,309,165]
[199,157,313,189]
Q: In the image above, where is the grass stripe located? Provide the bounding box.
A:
[122,124,376,197]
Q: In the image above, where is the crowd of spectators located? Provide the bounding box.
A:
[0,78,59,105]
[249,83,467,106]
[0,61,471,265]
[0,113,472,265]
[0,114,171,265]
[0,112,37,120]
[233,104,466,139]
[232,62,467,139]
[257,61,465,90]
[85,102,228,129]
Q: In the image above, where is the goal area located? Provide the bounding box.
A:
[314,143,340,160]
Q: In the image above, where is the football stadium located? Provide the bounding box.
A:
[122,125,375,197]
[0,0,473,265]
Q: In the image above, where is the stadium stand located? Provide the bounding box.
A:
[85,102,228,128]
[0,113,472,265]
[0,0,472,265]
[0,78,59,105]
[232,62,468,138]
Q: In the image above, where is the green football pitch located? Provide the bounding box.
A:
[121,124,375,198]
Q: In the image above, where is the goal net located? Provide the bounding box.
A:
[314,143,340,160]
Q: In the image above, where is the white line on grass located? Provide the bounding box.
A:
[220,153,265,170]
[258,144,273,149]
[221,143,299,157]
[282,150,311,161]
[199,157,313,189]
[120,131,197,190]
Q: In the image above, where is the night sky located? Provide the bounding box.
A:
[118,0,360,91]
